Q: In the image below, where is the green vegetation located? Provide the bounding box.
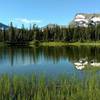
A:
[83,66,100,72]
[0,74,99,100]
[41,42,68,46]
[29,41,68,46]
[67,41,100,46]
[0,42,6,46]
[29,41,100,46]
[1,22,100,45]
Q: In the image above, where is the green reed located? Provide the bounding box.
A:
[0,74,99,100]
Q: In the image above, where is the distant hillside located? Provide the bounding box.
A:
[0,23,9,29]
[42,24,66,29]
[69,13,100,27]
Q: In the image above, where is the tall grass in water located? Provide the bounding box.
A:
[0,74,99,100]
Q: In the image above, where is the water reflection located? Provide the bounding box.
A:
[0,46,100,76]
[0,46,100,66]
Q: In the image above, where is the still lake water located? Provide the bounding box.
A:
[0,46,100,78]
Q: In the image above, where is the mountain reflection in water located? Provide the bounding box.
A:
[0,46,100,77]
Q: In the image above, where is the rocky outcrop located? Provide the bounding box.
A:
[69,13,100,27]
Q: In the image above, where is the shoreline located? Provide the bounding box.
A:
[0,73,99,99]
[30,41,100,47]
[1,41,100,47]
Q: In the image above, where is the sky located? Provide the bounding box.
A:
[0,0,100,28]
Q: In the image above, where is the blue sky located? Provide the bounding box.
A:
[0,0,100,27]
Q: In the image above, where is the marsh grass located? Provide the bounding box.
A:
[0,74,99,100]
[29,41,100,47]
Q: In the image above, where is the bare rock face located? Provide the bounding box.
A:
[69,13,100,27]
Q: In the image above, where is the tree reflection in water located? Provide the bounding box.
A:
[0,46,99,67]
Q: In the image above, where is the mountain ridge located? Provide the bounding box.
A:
[0,23,9,29]
[69,13,100,27]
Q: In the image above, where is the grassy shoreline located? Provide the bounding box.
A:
[29,41,100,47]
[0,74,99,99]
[67,42,100,46]
[0,41,100,99]
[1,41,100,47]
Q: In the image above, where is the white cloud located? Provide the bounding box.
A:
[15,18,42,24]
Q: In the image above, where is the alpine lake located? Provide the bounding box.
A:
[0,45,100,78]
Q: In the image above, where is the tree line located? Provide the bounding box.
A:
[0,22,100,44]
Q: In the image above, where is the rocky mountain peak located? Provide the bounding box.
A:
[69,13,100,27]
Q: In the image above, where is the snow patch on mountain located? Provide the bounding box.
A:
[91,17,100,22]
[75,14,85,19]
[69,13,100,27]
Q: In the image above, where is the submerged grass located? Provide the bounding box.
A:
[0,74,99,100]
